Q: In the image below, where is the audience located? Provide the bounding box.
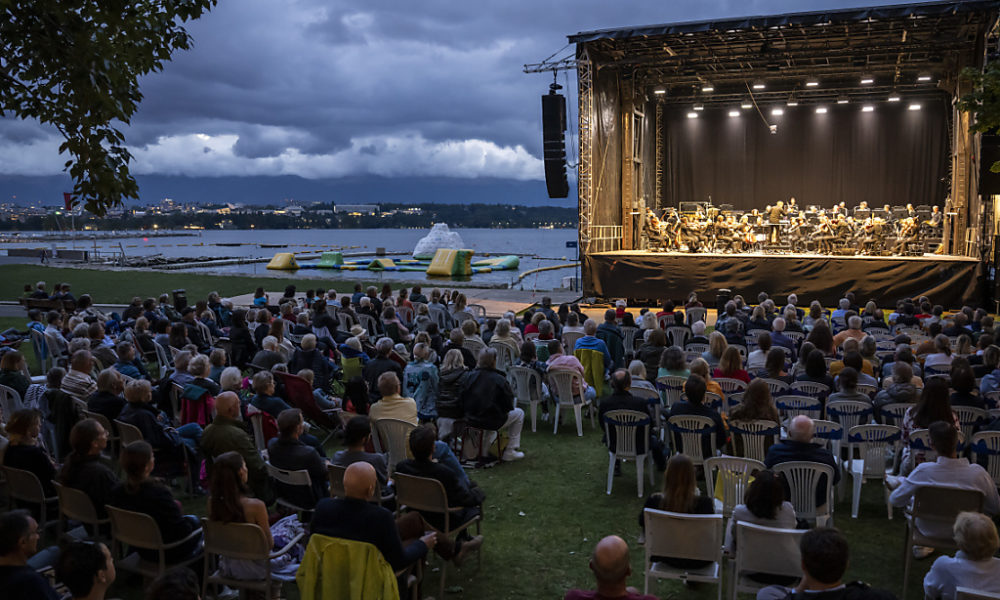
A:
[3,409,57,497]
[724,470,796,556]
[924,511,1000,600]
[267,408,329,507]
[460,348,525,461]
[201,391,274,504]
[564,535,657,600]
[58,419,119,520]
[667,374,726,457]
[55,540,116,600]
[764,416,840,508]
[0,510,59,599]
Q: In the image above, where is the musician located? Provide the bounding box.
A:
[906,203,916,218]
[644,207,667,251]
[814,215,835,254]
[894,216,919,254]
[927,205,943,228]
[787,216,807,253]
[767,201,785,244]
[787,197,798,216]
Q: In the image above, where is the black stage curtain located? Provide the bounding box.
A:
[584,252,981,309]
[662,96,950,210]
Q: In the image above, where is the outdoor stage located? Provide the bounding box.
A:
[584,250,982,308]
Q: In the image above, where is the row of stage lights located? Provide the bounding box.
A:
[654,73,935,95]
[685,97,924,119]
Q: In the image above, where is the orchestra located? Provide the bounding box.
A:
[643,199,944,256]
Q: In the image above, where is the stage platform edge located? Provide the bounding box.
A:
[584,251,983,308]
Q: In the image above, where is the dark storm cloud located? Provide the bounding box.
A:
[1,0,903,179]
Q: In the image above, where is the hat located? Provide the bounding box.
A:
[350,325,368,340]
[394,343,410,361]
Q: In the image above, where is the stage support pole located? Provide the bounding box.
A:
[620,75,634,251]
[655,100,663,212]
[577,48,594,257]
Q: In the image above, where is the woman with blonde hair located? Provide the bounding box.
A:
[639,454,713,564]
[689,357,724,401]
[925,511,1000,600]
[713,346,749,383]
[701,331,727,367]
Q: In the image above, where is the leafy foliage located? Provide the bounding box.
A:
[959,62,1000,172]
[0,1,217,215]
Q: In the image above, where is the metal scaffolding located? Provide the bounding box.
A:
[577,48,594,256]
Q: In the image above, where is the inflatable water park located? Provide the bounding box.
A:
[265,223,520,276]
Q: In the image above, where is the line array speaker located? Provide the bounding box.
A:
[542,90,569,198]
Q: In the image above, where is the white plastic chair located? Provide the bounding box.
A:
[643,508,723,599]
[826,400,874,432]
[630,387,661,439]
[0,385,23,423]
[372,418,415,472]
[656,375,686,410]
[547,368,594,436]
[29,328,47,374]
[666,414,719,466]
[847,424,900,519]
[265,462,314,515]
[686,307,707,325]
[775,395,823,420]
[790,381,830,399]
[714,378,747,396]
[621,326,640,352]
[729,522,804,600]
[704,456,764,518]
[727,420,779,463]
[667,327,690,348]
[759,378,790,397]
[685,343,710,354]
[508,366,543,433]
[772,460,835,526]
[463,337,486,356]
[489,341,516,373]
[603,409,654,497]
[971,431,1000,489]
[953,406,989,442]
[561,331,584,354]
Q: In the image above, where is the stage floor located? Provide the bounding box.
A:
[584,250,981,308]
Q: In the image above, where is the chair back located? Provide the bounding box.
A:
[152,342,171,377]
[328,464,382,502]
[759,378,790,397]
[911,485,985,539]
[106,505,166,549]
[53,482,106,530]
[1,465,52,504]
[790,381,830,398]
[848,424,901,477]
[265,462,313,513]
[880,402,911,426]
[396,306,414,324]
[508,366,543,406]
[704,456,764,518]
[666,327,690,348]
[467,304,486,319]
[643,508,722,564]
[561,331,584,354]
[428,306,450,330]
[548,368,586,405]
[704,391,724,415]
[0,385,23,421]
[656,375,686,408]
[714,377,747,395]
[734,522,805,582]
[954,406,989,442]
[114,420,144,446]
[826,400,874,431]
[666,414,718,464]
[603,410,650,459]
[772,460,834,522]
[855,383,877,398]
[785,331,805,342]
[337,312,355,330]
[489,342,516,372]
[972,431,1000,488]
[358,313,378,337]
[776,395,823,420]
[686,307,707,325]
[372,418,415,472]
[248,411,266,453]
[728,420,780,462]
[202,519,271,561]
[685,343,709,354]
[463,338,486,356]
[811,420,844,452]
[394,472,450,514]
[30,328,47,372]
[621,326,640,352]
[43,330,66,360]
[274,371,340,434]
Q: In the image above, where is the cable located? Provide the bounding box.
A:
[745,81,772,130]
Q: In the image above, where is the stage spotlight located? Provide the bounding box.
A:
[653,87,666,95]
[815,106,828,114]
[909,103,922,111]
[693,103,704,111]
[728,110,740,118]
[917,73,933,82]
[806,78,819,87]
[837,95,849,104]
[741,99,753,109]
[687,112,699,119]
[752,80,766,90]
[862,105,875,112]
[888,91,901,102]
[771,107,784,116]
[787,96,799,106]
[860,74,874,85]
[701,82,714,92]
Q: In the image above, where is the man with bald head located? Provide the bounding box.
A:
[564,535,657,600]
[312,462,435,575]
[765,415,840,508]
[201,391,273,503]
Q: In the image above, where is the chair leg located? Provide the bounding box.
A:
[439,558,448,600]
[607,452,615,495]
[530,400,537,433]
[589,402,596,430]
[636,454,645,498]
[574,404,584,437]
[553,403,561,435]
[902,535,912,600]
[851,473,863,519]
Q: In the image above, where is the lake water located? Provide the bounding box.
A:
[0,228,581,290]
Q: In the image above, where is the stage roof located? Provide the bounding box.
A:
[569,0,1000,105]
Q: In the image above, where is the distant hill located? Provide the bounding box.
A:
[0,174,577,208]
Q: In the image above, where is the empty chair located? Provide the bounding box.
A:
[0,384,23,424]
[561,331,584,354]
[603,409,654,497]
[686,307,708,325]
[847,424,900,519]
[642,508,723,598]
[371,418,416,472]
[704,456,764,518]
[729,522,804,600]
[667,327,690,349]
[508,366,544,433]
[201,519,303,599]
[463,337,486,356]
[772,461,835,526]
[727,420,780,463]
[621,326,640,353]
[489,341,516,373]
[547,368,595,436]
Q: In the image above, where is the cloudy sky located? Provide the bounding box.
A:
[0,0,901,205]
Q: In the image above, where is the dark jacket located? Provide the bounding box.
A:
[229,325,256,368]
[0,565,59,600]
[311,497,426,572]
[289,348,333,391]
[250,393,291,420]
[201,415,273,504]
[461,367,515,430]
[0,369,30,400]
[443,342,477,369]
[596,322,625,370]
[87,390,126,423]
[3,443,57,497]
[250,350,284,371]
[764,439,841,506]
[637,343,666,382]
[118,402,184,458]
[437,367,467,420]
[667,401,727,458]
[362,356,404,401]
[59,454,119,518]
[107,480,201,563]
[268,437,329,509]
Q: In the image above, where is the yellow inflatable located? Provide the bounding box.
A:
[426,248,473,276]
[266,252,299,270]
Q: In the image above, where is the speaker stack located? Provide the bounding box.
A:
[541,84,569,198]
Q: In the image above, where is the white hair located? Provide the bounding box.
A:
[772,317,786,332]
[262,336,278,350]
[691,320,706,335]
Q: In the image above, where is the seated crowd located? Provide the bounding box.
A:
[1,283,1000,599]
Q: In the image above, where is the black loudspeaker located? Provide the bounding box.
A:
[542,90,569,198]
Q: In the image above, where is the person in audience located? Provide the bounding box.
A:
[639,454,713,564]
[757,347,792,383]
[394,426,484,565]
[249,370,291,419]
[668,374,726,457]
[490,319,521,359]
[981,345,1000,396]
[108,441,202,563]
[311,461,436,581]
[61,349,98,401]
[948,358,984,409]
[597,309,625,370]
[268,409,328,507]
[443,328,477,369]
[770,318,797,360]
[636,328,667,380]
[0,351,29,401]
[183,354,220,398]
[288,334,334,392]
[689,357,724,400]
[748,305,772,332]
[656,345,689,380]
[765,416,840,508]
[563,535,657,600]
[828,367,871,406]
[806,321,836,356]
[152,319,172,350]
[226,309,256,369]
[836,351,878,389]
[113,341,148,381]
[86,368,125,423]
[404,342,439,422]
[56,539,116,600]
[0,510,59,599]
[332,415,391,497]
[3,409,57,498]
[168,321,190,351]
[548,340,597,404]
[873,361,919,421]
[795,349,836,392]
[460,348,525,461]
[363,338,405,401]
[201,391,272,503]
[437,348,468,439]
[924,511,1000,600]
[900,378,960,473]
[702,331,727,367]
[881,345,923,382]
[724,470,797,556]
[924,334,955,371]
[627,360,657,393]
[747,332,772,372]
[757,527,895,600]
[206,348,227,383]
[713,346,750,383]
[119,379,201,466]
[685,319,707,345]
[59,419,118,520]
[575,319,613,374]
[729,378,780,423]
[833,315,866,348]
[251,336,285,371]
[599,370,666,472]
[43,310,70,358]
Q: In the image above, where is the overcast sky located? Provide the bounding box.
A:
[0,0,902,187]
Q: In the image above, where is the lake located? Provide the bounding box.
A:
[0,228,582,290]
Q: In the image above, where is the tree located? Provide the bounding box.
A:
[0,1,216,215]
[959,62,1000,173]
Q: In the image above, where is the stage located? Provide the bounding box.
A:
[584,250,982,308]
